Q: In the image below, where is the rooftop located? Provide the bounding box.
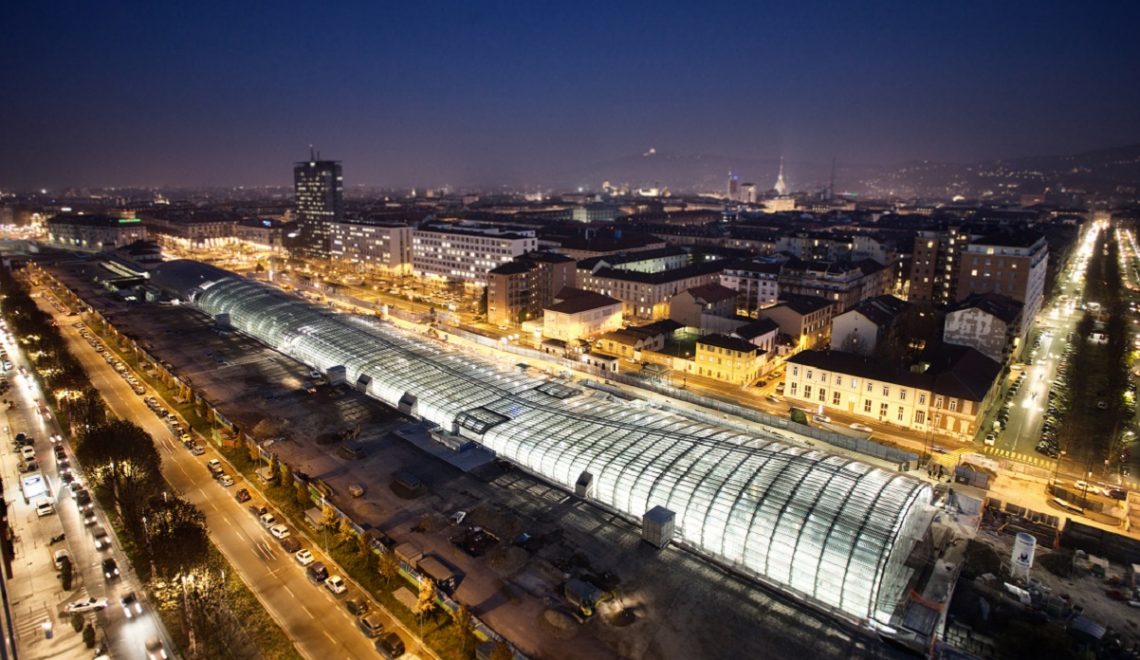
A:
[545,288,622,315]
[774,294,833,315]
[698,333,763,354]
[684,283,738,304]
[949,292,1024,324]
[587,260,724,285]
[844,295,910,328]
[789,345,1001,401]
[733,318,780,340]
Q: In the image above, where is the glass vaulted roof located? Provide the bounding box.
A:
[167,262,931,623]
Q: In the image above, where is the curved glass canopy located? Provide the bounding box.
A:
[160,261,931,623]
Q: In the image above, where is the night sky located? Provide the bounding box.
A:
[2,1,1139,189]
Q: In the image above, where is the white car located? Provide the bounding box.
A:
[849,423,873,433]
[294,549,315,566]
[20,446,35,461]
[269,524,291,540]
[53,549,71,569]
[35,499,55,517]
[984,433,996,446]
[65,597,109,614]
[324,575,347,594]
[218,474,234,487]
[812,413,832,424]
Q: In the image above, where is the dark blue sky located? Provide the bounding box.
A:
[3,1,1139,189]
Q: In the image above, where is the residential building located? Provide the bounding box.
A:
[293,157,344,258]
[943,293,1025,363]
[719,260,782,317]
[412,221,538,283]
[783,346,1001,441]
[829,295,910,356]
[669,283,738,329]
[693,334,764,385]
[593,319,682,360]
[732,318,780,355]
[907,227,972,305]
[46,214,148,251]
[327,220,412,275]
[954,234,1048,325]
[542,287,623,343]
[777,258,892,313]
[486,252,576,326]
[757,295,834,352]
[577,261,724,320]
[575,246,691,278]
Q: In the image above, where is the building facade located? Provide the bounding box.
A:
[719,261,782,317]
[693,334,764,386]
[784,347,1000,440]
[293,158,344,259]
[486,252,576,327]
[412,222,537,283]
[829,295,910,356]
[943,293,1024,363]
[954,235,1047,325]
[778,258,892,314]
[542,288,623,343]
[327,220,412,275]
[757,295,834,352]
[578,262,724,321]
[46,215,148,251]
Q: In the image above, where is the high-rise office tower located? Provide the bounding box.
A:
[293,152,344,258]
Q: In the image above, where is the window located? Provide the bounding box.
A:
[897,406,905,421]
[790,382,798,395]
[879,403,889,418]
[806,370,813,380]
[918,393,926,405]
[949,399,958,412]
[864,399,872,413]
[934,396,943,409]
[803,385,812,399]
[866,382,873,393]
[835,375,842,386]
[915,410,926,425]
[832,391,841,405]
[881,385,889,397]
[899,388,907,401]
[819,388,827,402]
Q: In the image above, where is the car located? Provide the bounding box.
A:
[849,423,873,433]
[190,443,205,456]
[83,510,98,526]
[984,433,996,447]
[766,395,782,404]
[235,488,251,503]
[218,474,235,487]
[53,549,71,570]
[20,446,35,461]
[295,549,315,566]
[121,591,143,619]
[145,637,168,660]
[279,535,301,553]
[259,512,276,527]
[812,413,832,424]
[65,597,109,614]
[75,489,93,510]
[346,596,370,616]
[374,632,406,659]
[92,526,111,550]
[306,562,329,583]
[206,459,223,476]
[35,499,55,517]
[269,524,291,540]
[102,557,120,579]
[325,575,348,594]
[357,612,385,637]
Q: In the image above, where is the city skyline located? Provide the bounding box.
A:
[3,1,1139,189]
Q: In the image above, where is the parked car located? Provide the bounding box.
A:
[306,562,329,583]
[295,549,315,566]
[325,575,347,595]
[269,524,291,540]
[812,413,832,424]
[53,549,71,570]
[357,612,385,637]
[35,499,55,517]
[346,596,370,616]
[849,423,873,433]
[374,632,405,659]
[218,474,235,487]
[984,433,996,446]
[235,488,251,503]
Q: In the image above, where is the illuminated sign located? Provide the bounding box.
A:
[117,217,141,224]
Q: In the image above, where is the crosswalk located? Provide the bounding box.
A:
[980,445,1057,468]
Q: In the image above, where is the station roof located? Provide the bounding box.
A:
[155,259,932,623]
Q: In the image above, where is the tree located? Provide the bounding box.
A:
[60,558,73,591]
[489,640,513,660]
[75,419,162,534]
[357,531,371,559]
[322,505,339,530]
[295,482,310,508]
[337,516,355,545]
[268,453,280,483]
[144,495,209,578]
[68,387,106,434]
[450,603,476,655]
[82,624,95,648]
[278,462,292,489]
[415,578,437,623]
[378,550,400,585]
[70,613,83,633]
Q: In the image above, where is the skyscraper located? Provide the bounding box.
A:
[726,171,739,200]
[293,152,343,258]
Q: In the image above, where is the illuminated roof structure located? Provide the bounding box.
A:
[153,260,932,623]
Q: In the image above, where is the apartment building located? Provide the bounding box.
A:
[577,261,724,321]
[757,295,834,352]
[327,220,412,275]
[954,234,1048,325]
[777,258,892,314]
[412,221,537,283]
[693,334,765,386]
[719,260,782,317]
[486,252,576,326]
[542,287,623,343]
[943,293,1025,363]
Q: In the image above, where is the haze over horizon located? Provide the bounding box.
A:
[2,1,1139,190]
